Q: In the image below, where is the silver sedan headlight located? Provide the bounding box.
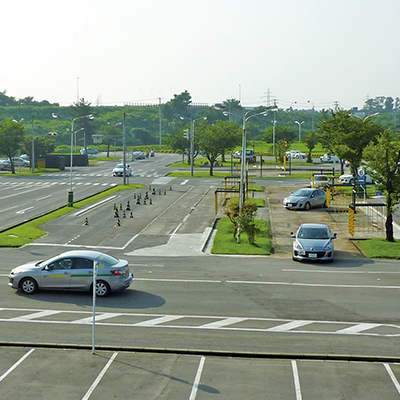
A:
[293,240,303,250]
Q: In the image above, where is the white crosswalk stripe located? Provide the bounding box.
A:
[0,308,397,337]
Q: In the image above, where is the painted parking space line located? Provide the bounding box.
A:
[0,348,35,383]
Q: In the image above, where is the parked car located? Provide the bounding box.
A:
[310,174,330,189]
[291,223,337,262]
[0,157,30,170]
[285,149,307,159]
[8,250,133,296]
[112,163,132,177]
[320,154,340,163]
[338,173,374,185]
[132,151,146,160]
[232,149,256,163]
[80,148,98,155]
[283,188,327,210]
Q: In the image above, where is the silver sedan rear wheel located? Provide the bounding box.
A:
[95,281,110,297]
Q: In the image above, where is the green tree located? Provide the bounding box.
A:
[162,91,192,121]
[318,109,382,176]
[225,199,260,244]
[69,98,95,143]
[304,131,318,163]
[98,123,123,157]
[0,118,26,173]
[164,130,190,162]
[196,120,241,175]
[22,135,56,161]
[363,130,400,242]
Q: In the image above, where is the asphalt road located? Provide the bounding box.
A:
[1,154,400,399]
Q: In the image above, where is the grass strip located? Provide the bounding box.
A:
[356,238,400,259]
[0,184,144,247]
[211,217,271,255]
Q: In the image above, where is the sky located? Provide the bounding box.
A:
[2,0,400,110]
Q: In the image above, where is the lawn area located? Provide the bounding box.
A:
[0,184,144,247]
[211,217,271,255]
[356,238,400,259]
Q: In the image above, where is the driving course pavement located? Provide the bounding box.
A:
[1,172,400,399]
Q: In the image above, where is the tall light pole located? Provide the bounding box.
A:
[295,120,305,148]
[31,116,35,174]
[272,119,277,159]
[308,100,315,131]
[158,97,162,149]
[52,113,94,206]
[236,107,275,243]
[190,116,207,177]
[122,112,127,185]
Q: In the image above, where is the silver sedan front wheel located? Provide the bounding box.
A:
[20,278,38,294]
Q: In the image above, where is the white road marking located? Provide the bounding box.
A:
[0,348,35,383]
[16,206,34,214]
[0,308,398,337]
[335,323,381,334]
[199,317,247,329]
[268,320,311,332]
[133,315,184,327]
[283,269,400,275]
[291,360,303,400]
[8,310,62,321]
[82,352,118,400]
[384,363,400,395]
[189,357,206,400]
[225,280,400,290]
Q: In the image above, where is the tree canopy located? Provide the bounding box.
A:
[317,109,382,176]
[363,130,400,241]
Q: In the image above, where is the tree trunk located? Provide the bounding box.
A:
[386,195,394,242]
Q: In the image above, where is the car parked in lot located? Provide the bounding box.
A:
[80,148,98,155]
[8,250,133,296]
[319,154,340,163]
[310,174,330,189]
[338,173,374,185]
[0,157,30,170]
[283,188,327,210]
[285,149,307,159]
[232,148,256,163]
[291,223,337,262]
[112,163,132,177]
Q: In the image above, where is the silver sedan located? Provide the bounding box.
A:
[283,188,327,211]
[8,250,132,296]
[291,223,337,262]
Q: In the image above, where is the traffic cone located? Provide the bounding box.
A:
[129,211,133,218]
[126,201,131,211]
[122,211,126,218]
[149,199,152,205]
[114,210,119,218]
[115,219,121,227]
[83,217,89,226]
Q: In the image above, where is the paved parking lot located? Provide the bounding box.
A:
[1,347,400,399]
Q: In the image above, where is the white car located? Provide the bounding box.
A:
[112,163,132,177]
[338,173,374,185]
[285,149,306,159]
[320,154,340,163]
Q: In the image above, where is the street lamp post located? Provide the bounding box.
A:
[190,117,207,177]
[272,119,277,159]
[52,113,94,206]
[295,120,305,148]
